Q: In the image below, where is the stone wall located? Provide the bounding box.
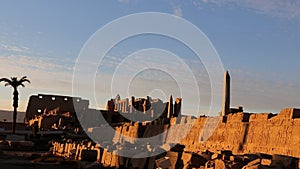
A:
[52,108,300,168]
[25,94,89,123]
[183,108,300,158]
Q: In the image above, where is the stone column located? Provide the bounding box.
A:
[125,98,129,113]
[174,98,182,117]
[129,96,135,114]
[167,95,173,118]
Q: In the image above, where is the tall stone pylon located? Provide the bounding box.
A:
[129,96,135,113]
[174,98,182,117]
[221,71,230,116]
[167,95,173,118]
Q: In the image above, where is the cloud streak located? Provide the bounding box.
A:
[0,44,30,53]
[173,6,183,17]
[195,0,300,20]
[230,68,300,113]
[0,54,74,111]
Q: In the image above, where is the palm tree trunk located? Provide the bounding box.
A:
[12,89,19,134]
[12,106,17,134]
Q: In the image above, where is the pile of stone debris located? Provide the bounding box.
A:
[156,150,299,169]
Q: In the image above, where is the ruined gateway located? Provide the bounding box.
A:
[23,72,300,169]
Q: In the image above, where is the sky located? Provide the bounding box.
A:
[0,0,300,117]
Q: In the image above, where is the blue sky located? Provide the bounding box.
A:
[0,0,300,116]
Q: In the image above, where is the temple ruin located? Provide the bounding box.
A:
[106,94,182,122]
[10,71,300,169]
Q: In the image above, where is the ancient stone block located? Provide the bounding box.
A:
[242,164,263,169]
[81,150,98,162]
[246,158,261,166]
[260,159,272,166]
[205,160,214,169]
[227,113,251,123]
[200,151,212,161]
[190,153,208,167]
[249,113,272,122]
[211,153,222,160]
[155,157,171,169]
[231,162,244,169]
[272,154,294,168]
[166,151,180,169]
[220,150,233,156]
[170,117,177,125]
[292,109,300,119]
[230,156,244,163]
[170,144,185,152]
[101,149,112,167]
[222,154,230,161]
[110,153,119,168]
[147,157,156,169]
[214,159,226,169]
[181,152,192,166]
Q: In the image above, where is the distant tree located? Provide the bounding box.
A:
[0,76,30,134]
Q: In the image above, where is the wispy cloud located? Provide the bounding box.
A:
[194,0,300,20]
[118,0,137,4]
[173,6,183,17]
[0,44,30,53]
[0,54,74,111]
[230,68,300,113]
[0,55,72,73]
[94,50,213,115]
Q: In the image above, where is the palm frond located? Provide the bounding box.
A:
[20,79,30,84]
[0,78,12,86]
[20,76,26,80]
[0,78,11,83]
[20,76,30,82]
[17,77,30,87]
[0,76,30,88]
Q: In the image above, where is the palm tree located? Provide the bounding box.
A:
[0,76,30,134]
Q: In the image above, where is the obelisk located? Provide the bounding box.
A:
[221,71,230,116]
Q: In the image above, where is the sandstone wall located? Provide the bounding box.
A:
[52,108,300,168]
[183,108,300,158]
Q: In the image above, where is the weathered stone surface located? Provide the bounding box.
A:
[80,150,98,162]
[101,149,112,167]
[155,157,171,169]
[205,160,214,169]
[230,162,244,169]
[84,162,103,169]
[181,152,192,166]
[242,164,263,169]
[260,159,272,166]
[110,153,118,168]
[147,157,156,169]
[190,153,208,167]
[211,153,222,160]
[166,151,179,169]
[222,154,230,161]
[272,154,294,168]
[200,151,212,161]
[230,156,244,164]
[214,159,226,169]
[50,101,300,169]
[130,158,147,169]
[247,159,261,166]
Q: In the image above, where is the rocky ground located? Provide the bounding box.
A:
[0,150,110,169]
[1,148,300,169]
[175,150,299,169]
